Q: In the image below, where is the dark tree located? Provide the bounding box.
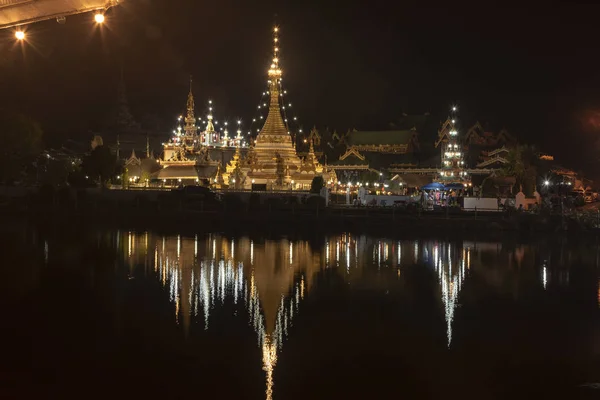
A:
[310,176,325,193]
[82,145,117,186]
[0,110,43,183]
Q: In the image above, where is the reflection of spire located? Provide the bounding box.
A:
[430,242,468,348]
[262,336,277,400]
[125,234,317,400]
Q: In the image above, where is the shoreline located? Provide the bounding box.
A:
[4,205,596,239]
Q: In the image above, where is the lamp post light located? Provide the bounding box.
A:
[94,13,105,24]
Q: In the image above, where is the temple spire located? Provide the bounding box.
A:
[146,134,150,158]
[256,25,289,141]
[184,76,196,136]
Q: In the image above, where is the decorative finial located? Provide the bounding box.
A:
[268,25,282,78]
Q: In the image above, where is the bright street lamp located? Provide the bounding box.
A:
[94,13,105,24]
[15,30,25,40]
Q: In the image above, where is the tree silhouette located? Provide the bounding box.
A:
[0,110,43,183]
[82,145,117,187]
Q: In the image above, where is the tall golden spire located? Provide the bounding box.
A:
[268,26,282,80]
[184,76,196,137]
[256,25,290,142]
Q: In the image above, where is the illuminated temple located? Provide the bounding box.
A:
[156,81,219,184]
[224,26,333,190]
[154,27,332,189]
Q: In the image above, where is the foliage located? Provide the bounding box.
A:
[81,145,117,186]
[67,168,95,188]
[310,176,325,193]
[121,167,129,189]
[38,157,76,186]
[502,145,539,195]
[141,170,151,186]
[0,111,43,183]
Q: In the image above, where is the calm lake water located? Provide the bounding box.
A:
[1,225,599,399]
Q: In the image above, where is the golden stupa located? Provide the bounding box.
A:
[232,26,330,191]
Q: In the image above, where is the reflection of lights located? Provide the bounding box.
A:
[543,266,547,290]
[346,240,350,273]
[397,241,401,266]
[414,241,419,262]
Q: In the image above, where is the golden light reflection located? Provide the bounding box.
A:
[118,233,487,398]
[120,233,323,399]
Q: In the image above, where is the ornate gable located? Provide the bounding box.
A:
[497,128,515,145]
[340,147,365,161]
[125,149,141,166]
[435,118,453,148]
[464,121,485,145]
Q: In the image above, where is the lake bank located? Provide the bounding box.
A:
[3,205,592,239]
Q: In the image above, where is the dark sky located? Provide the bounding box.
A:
[1,0,600,169]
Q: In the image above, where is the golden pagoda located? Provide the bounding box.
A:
[157,79,217,184]
[239,26,330,190]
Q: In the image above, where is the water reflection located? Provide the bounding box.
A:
[119,232,319,399]
[24,230,600,399]
[116,233,477,397]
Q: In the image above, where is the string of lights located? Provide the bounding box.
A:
[439,104,469,184]
[170,96,249,148]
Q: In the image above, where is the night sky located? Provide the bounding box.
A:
[1,1,599,172]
